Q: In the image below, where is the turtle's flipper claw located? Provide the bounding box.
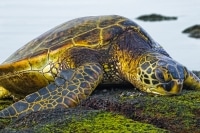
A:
[0,63,103,119]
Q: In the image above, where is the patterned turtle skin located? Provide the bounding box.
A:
[0,15,200,119]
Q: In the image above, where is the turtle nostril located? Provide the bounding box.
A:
[177,79,184,84]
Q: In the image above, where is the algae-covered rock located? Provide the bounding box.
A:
[1,72,200,132]
[0,86,200,133]
[182,25,200,39]
[83,88,200,133]
[193,71,200,78]
[0,108,167,133]
[136,14,177,22]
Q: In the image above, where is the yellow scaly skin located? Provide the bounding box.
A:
[0,15,199,119]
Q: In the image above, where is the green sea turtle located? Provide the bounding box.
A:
[0,15,200,119]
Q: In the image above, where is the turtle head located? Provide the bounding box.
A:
[136,53,186,95]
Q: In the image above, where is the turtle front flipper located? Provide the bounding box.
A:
[184,68,200,90]
[0,63,103,119]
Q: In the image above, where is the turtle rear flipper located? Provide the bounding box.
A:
[184,68,200,90]
[0,63,103,119]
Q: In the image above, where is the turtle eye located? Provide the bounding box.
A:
[155,68,171,82]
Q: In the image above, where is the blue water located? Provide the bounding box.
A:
[0,0,200,70]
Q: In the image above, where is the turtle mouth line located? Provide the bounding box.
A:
[167,79,183,94]
[162,81,176,92]
[148,79,184,95]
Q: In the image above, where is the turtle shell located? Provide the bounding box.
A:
[3,15,164,65]
[0,15,167,97]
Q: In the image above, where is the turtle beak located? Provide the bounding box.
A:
[150,79,184,95]
[164,79,183,94]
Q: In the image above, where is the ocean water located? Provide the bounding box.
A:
[0,0,200,70]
